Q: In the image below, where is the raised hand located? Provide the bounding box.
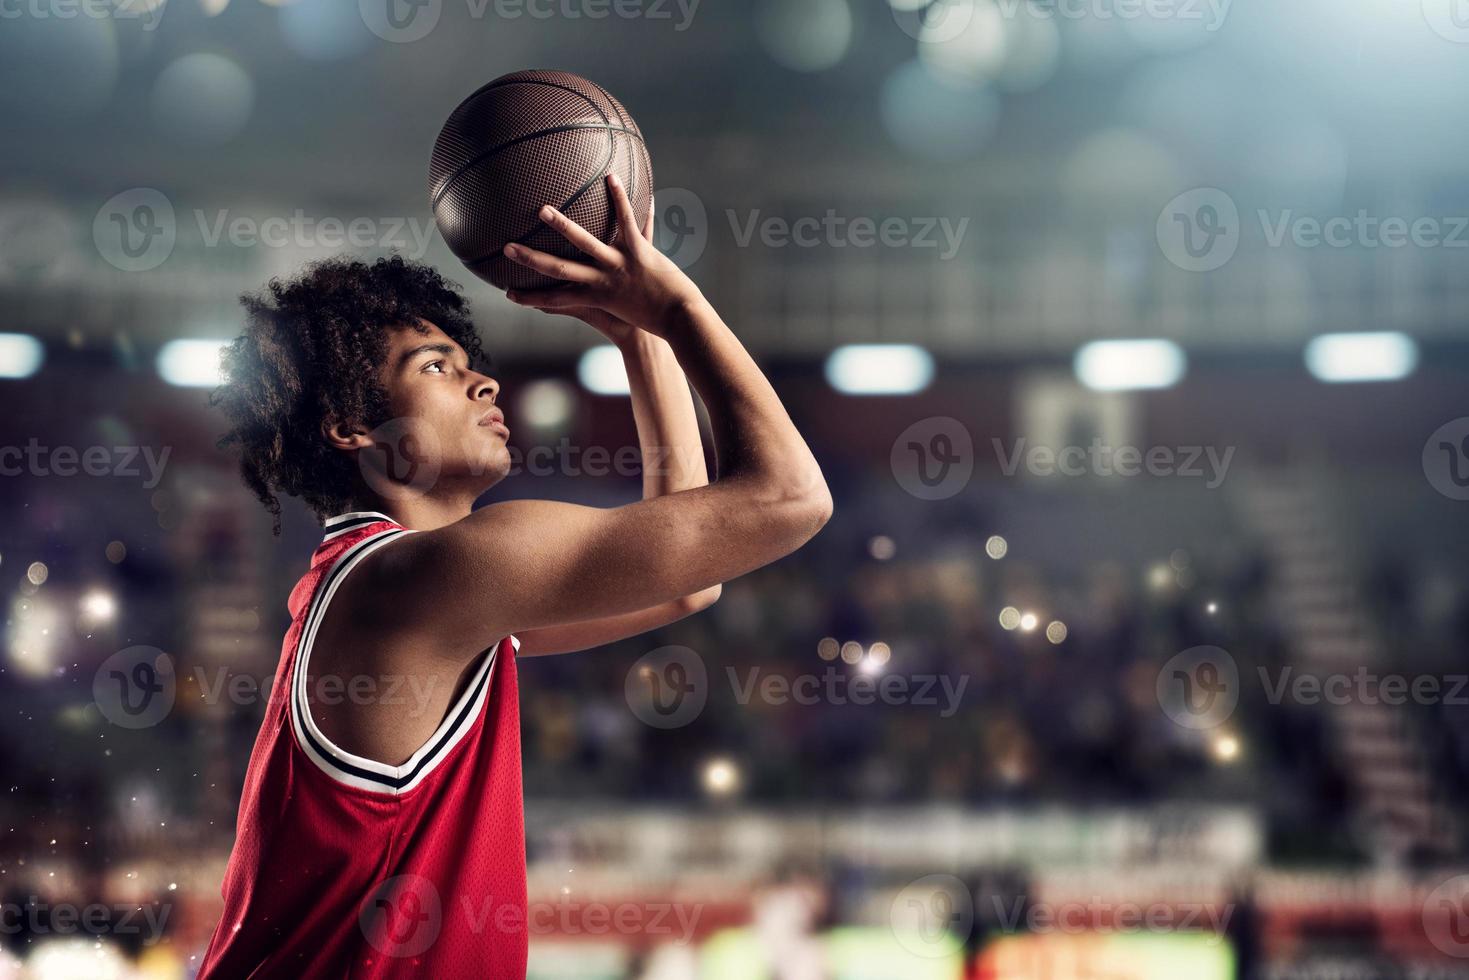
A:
[502,173,700,341]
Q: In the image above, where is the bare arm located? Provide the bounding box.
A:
[515,324,720,656]
[623,331,711,497]
[352,173,829,661]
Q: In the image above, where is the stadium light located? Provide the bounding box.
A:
[1304,331,1418,383]
[0,333,44,379]
[702,757,741,797]
[80,589,117,623]
[1074,339,1186,392]
[6,592,62,680]
[1211,732,1242,764]
[824,344,934,395]
[518,379,576,429]
[157,338,230,387]
[577,345,630,396]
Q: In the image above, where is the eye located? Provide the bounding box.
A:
[423,360,446,374]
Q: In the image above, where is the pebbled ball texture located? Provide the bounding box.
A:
[429,69,653,292]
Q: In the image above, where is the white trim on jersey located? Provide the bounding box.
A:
[321,511,396,542]
[290,519,519,795]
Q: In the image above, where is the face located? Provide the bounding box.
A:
[363,319,511,497]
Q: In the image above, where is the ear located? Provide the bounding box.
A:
[322,417,372,453]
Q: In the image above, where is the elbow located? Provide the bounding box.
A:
[788,468,834,543]
[743,462,834,551]
[674,583,722,616]
[807,482,834,533]
[769,468,834,548]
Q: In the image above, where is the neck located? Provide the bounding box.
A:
[348,486,479,532]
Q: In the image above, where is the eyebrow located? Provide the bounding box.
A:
[397,342,459,370]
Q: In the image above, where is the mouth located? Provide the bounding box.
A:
[478,409,509,437]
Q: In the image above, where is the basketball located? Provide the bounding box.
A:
[429,69,654,292]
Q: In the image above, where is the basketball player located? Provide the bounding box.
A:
[199,172,831,977]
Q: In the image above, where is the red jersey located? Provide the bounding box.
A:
[199,511,527,978]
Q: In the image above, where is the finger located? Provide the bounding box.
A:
[563,306,631,330]
[538,306,622,331]
[606,172,643,252]
[536,204,620,266]
[502,242,603,284]
[506,286,599,309]
[642,193,656,243]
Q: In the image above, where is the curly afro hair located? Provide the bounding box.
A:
[212,254,487,533]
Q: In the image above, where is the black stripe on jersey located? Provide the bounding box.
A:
[295,647,497,791]
[291,526,500,792]
[324,511,393,528]
[291,529,407,778]
[322,513,394,540]
[301,529,407,643]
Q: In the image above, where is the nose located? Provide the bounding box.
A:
[472,372,499,403]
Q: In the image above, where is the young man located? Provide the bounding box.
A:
[200,173,831,978]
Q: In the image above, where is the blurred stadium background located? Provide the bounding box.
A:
[5,0,1469,976]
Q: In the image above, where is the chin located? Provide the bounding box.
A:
[467,445,513,488]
